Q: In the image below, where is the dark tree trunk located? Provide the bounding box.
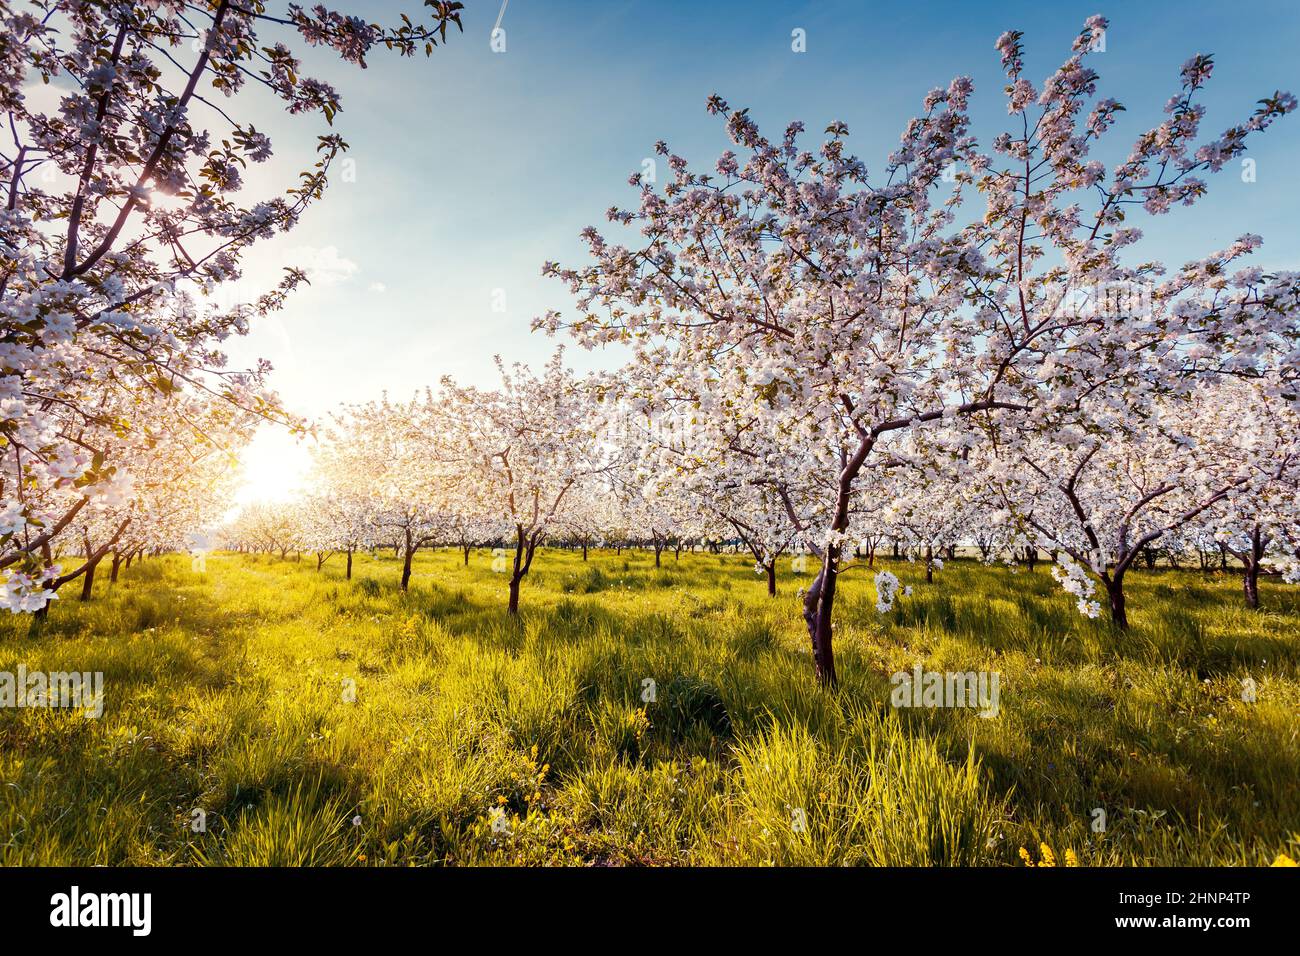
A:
[506,527,538,615]
[110,552,122,583]
[766,562,777,597]
[925,546,934,584]
[463,544,471,566]
[80,560,97,601]
[1241,524,1265,610]
[346,549,353,580]
[1105,573,1128,629]
[1244,562,1260,609]
[35,543,54,619]
[78,531,99,601]
[801,435,878,687]
[582,542,588,561]
[803,559,838,686]
[400,535,414,591]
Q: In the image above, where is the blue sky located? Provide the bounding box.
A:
[226,0,1300,497]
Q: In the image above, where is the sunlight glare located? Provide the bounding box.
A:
[232,427,314,510]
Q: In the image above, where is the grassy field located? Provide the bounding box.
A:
[1,547,1297,866]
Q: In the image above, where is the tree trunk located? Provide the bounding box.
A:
[766,562,777,597]
[110,552,122,583]
[1242,524,1265,610]
[346,549,353,580]
[582,542,588,561]
[400,540,414,592]
[801,436,878,687]
[925,546,934,583]
[803,558,838,686]
[506,527,538,615]
[463,544,471,566]
[654,545,662,568]
[77,531,99,601]
[35,543,54,619]
[1243,562,1260,609]
[1105,573,1128,629]
[80,560,96,601]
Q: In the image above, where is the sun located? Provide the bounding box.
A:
[232,426,314,508]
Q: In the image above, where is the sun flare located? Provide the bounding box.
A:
[232,428,314,508]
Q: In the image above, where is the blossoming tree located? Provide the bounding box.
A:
[538,15,1296,683]
[439,352,612,614]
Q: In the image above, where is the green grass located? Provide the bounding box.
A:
[1,548,1297,866]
